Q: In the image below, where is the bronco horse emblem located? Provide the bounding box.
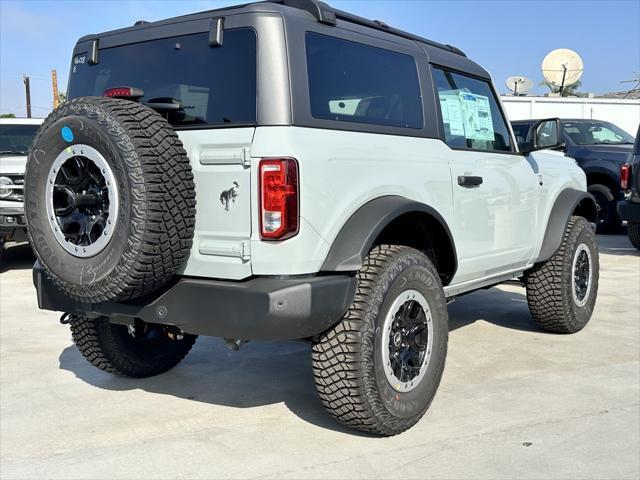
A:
[220,181,240,211]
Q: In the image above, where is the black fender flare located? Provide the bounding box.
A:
[537,188,597,263]
[320,196,457,275]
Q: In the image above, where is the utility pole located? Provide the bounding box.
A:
[23,75,32,118]
[52,69,60,108]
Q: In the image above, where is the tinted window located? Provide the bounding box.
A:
[562,120,635,146]
[68,29,257,127]
[433,68,512,152]
[305,33,423,129]
[0,124,40,155]
[511,123,531,145]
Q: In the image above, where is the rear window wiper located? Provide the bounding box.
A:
[145,97,183,111]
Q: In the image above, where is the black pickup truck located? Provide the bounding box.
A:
[618,125,640,249]
[512,118,636,233]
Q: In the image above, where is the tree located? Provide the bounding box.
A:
[540,79,582,97]
[0,113,16,118]
[58,91,67,104]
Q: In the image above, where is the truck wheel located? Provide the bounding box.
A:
[525,216,599,333]
[24,97,196,303]
[311,245,448,436]
[588,184,620,233]
[69,315,197,378]
[628,222,640,250]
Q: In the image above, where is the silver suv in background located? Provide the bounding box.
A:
[1,118,43,249]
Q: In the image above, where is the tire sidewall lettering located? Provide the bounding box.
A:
[369,258,448,420]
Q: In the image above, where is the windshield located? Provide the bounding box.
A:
[0,124,40,155]
[562,120,635,146]
[68,29,257,128]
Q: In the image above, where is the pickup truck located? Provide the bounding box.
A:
[512,118,635,233]
[618,125,640,249]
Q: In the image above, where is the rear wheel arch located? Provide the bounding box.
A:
[320,196,457,285]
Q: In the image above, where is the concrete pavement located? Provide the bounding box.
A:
[1,234,638,479]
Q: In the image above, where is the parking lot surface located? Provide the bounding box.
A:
[1,234,638,480]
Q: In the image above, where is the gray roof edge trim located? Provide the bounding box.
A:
[76,1,467,60]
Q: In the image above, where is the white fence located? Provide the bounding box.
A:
[501,96,640,136]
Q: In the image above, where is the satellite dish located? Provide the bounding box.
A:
[542,48,584,89]
[506,76,534,96]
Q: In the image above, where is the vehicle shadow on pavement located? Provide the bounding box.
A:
[57,286,541,435]
[0,243,35,274]
[448,286,542,333]
[58,337,377,437]
[596,231,640,257]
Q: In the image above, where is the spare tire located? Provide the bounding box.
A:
[25,97,196,303]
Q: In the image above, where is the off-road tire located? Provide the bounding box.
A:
[69,315,197,378]
[628,221,640,250]
[25,97,196,303]
[588,183,620,234]
[525,216,599,333]
[311,245,448,436]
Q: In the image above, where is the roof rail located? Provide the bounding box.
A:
[269,0,336,25]
[331,8,466,57]
[268,0,465,57]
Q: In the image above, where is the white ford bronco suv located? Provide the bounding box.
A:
[26,0,599,436]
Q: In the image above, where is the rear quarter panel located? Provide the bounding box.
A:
[249,126,454,275]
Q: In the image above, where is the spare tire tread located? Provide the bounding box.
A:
[26,97,196,302]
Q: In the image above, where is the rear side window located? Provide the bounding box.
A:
[68,29,257,127]
[305,32,423,129]
[432,67,513,152]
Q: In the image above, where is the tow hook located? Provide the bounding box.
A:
[60,313,71,325]
[166,327,185,341]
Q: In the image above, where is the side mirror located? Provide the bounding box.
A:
[519,118,566,155]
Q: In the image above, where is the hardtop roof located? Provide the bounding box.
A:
[75,0,489,78]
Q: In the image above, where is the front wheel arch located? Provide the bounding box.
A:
[537,188,597,263]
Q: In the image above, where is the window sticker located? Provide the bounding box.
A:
[438,90,495,141]
[459,92,494,141]
[439,93,465,136]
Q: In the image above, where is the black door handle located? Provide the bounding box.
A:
[457,175,483,188]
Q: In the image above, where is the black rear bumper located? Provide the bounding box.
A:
[33,265,356,341]
[618,200,640,222]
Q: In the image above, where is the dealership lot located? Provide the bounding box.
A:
[1,234,638,480]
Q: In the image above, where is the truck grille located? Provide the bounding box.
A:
[0,175,24,202]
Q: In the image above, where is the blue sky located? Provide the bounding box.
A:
[1,0,638,118]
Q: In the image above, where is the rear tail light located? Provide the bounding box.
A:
[621,163,632,190]
[259,158,299,240]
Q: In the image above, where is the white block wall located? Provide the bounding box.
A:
[501,96,640,136]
